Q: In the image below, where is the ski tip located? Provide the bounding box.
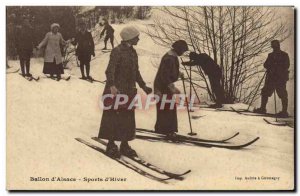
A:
[184,169,192,175]
[221,132,240,142]
[170,169,192,180]
[248,137,260,145]
[75,137,85,142]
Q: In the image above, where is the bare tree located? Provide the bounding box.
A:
[146,6,291,104]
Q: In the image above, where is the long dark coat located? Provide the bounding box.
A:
[154,50,180,135]
[98,42,146,141]
[72,31,95,62]
[15,25,35,60]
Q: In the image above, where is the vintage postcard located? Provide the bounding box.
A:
[6,6,295,191]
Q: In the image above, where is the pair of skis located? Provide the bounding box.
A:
[230,107,292,127]
[46,75,71,81]
[19,74,40,81]
[6,68,20,74]
[101,49,112,53]
[136,128,259,150]
[79,77,105,84]
[75,137,191,183]
[75,128,259,183]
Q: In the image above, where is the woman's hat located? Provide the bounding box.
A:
[172,40,188,52]
[51,23,60,30]
[120,26,140,41]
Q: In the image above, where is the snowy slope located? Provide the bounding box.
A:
[6,20,294,190]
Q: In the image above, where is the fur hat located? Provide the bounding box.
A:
[120,26,140,41]
[50,23,60,30]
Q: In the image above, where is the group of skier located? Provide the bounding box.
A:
[12,17,290,158]
[14,17,115,81]
[97,28,290,158]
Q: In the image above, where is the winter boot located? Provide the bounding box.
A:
[276,111,289,118]
[106,141,121,159]
[87,76,93,81]
[20,60,25,76]
[165,132,179,142]
[120,142,137,157]
[254,95,268,114]
[253,107,266,114]
[208,103,223,108]
[56,74,61,81]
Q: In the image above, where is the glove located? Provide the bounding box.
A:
[142,86,152,95]
[168,83,181,94]
[189,52,198,61]
[110,85,119,96]
[182,61,196,66]
[179,72,185,79]
[154,89,162,98]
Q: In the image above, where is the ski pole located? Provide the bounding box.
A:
[247,72,267,111]
[181,75,197,136]
[179,57,201,105]
[189,65,193,112]
[274,90,278,122]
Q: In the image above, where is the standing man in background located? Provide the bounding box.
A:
[15,16,35,77]
[72,21,95,80]
[100,19,115,50]
[254,40,290,118]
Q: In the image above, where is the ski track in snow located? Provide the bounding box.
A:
[6,20,294,190]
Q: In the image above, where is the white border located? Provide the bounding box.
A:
[1,0,299,195]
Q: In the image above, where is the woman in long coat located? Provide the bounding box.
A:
[37,23,69,81]
[154,40,188,137]
[72,22,95,80]
[98,26,152,158]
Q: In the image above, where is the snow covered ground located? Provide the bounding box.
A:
[6,20,294,190]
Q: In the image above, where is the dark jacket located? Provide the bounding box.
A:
[72,31,95,61]
[154,50,180,94]
[15,25,35,53]
[104,42,146,96]
[190,53,221,76]
[100,24,114,37]
[264,50,290,82]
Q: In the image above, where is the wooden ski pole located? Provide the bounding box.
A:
[189,65,193,112]
[247,72,267,111]
[274,90,278,122]
[181,75,197,136]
